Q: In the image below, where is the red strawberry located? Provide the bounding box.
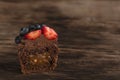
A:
[25,30,41,40]
[42,26,58,40]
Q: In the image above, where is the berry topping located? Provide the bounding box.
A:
[35,24,42,29]
[15,36,22,44]
[25,30,42,40]
[15,24,58,44]
[42,25,58,40]
[29,25,36,31]
[20,27,29,36]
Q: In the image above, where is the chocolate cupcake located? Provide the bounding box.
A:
[15,24,59,74]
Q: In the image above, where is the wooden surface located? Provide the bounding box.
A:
[0,0,120,80]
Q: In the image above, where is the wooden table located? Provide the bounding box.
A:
[0,0,120,80]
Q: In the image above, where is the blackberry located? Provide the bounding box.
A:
[20,27,29,36]
[29,25,36,31]
[35,24,42,29]
[15,36,22,44]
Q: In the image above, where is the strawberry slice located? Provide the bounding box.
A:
[42,26,58,40]
[25,30,41,40]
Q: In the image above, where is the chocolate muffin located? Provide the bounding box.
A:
[15,24,59,74]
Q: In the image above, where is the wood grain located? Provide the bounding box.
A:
[0,0,120,80]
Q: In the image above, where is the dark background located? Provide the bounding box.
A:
[0,0,120,80]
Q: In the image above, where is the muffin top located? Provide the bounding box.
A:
[15,24,58,44]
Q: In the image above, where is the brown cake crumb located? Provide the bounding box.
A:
[18,35,59,74]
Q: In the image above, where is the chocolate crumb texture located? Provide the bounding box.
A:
[18,35,59,74]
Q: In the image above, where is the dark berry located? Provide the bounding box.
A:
[20,27,29,36]
[35,24,41,29]
[29,25,36,31]
[15,36,22,44]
